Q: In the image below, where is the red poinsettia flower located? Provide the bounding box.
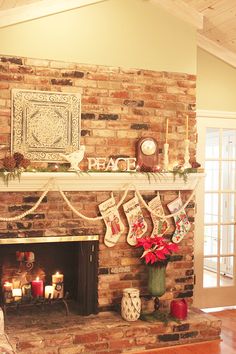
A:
[136,236,179,265]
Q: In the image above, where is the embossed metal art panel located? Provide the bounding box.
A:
[11,89,81,162]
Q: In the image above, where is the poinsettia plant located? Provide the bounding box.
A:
[136,235,179,265]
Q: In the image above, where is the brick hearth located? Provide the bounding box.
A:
[4,308,221,353]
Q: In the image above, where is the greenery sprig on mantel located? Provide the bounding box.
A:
[171,166,198,183]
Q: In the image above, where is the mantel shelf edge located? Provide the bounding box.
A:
[0,172,204,192]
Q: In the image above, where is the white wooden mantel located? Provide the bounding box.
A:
[0,172,204,192]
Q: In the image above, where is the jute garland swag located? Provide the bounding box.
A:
[0,181,198,222]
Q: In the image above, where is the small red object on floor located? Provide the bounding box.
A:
[170,299,188,320]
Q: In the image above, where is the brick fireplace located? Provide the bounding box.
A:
[0,175,198,313]
[0,54,221,353]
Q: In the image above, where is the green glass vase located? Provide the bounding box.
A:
[148,264,166,297]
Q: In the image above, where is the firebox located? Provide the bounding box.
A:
[0,236,99,316]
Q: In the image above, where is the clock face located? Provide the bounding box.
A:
[141,139,157,155]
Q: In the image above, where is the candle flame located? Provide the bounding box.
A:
[36,276,39,281]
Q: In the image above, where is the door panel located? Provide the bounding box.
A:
[194,114,236,308]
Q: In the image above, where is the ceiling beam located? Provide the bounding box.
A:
[197,33,236,69]
[151,0,203,30]
[0,0,108,28]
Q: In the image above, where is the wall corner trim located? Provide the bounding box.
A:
[197,109,236,119]
[197,34,236,69]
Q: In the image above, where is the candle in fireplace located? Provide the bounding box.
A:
[31,277,44,297]
[52,272,64,298]
[3,282,13,292]
[45,285,54,299]
[12,288,22,301]
[3,282,13,303]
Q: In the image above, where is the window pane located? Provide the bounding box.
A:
[221,161,236,190]
[204,225,218,255]
[205,161,219,190]
[220,193,235,223]
[222,130,236,159]
[220,225,235,255]
[220,256,234,287]
[204,193,218,223]
[204,257,217,288]
[205,128,220,159]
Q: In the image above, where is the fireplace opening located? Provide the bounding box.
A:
[0,236,99,318]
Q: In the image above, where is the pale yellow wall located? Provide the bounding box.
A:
[197,48,236,111]
[0,0,196,73]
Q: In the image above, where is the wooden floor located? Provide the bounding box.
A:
[137,309,236,354]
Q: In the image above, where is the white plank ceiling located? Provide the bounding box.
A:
[183,0,236,54]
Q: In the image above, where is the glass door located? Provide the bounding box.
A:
[194,115,236,308]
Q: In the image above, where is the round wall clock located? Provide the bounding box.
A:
[136,138,159,172]
[140,139,157,155]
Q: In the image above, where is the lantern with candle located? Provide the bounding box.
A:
[31,277,44,298]
[52,272,64,299]
[22,283,32,300]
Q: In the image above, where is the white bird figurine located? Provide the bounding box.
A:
[60,145,85,171]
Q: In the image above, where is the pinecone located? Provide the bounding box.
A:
[19,158,31,169]
[2,155,16,171]
[13,152,24,167]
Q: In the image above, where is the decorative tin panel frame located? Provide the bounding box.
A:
[11,89,81,162]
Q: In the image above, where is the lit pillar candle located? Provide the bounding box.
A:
[3,282,12,292]
[45,285,54,299]
[31,277,44,298]
[3,282,13,303]
[52,272,64,299]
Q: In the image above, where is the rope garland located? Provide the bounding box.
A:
[58,182,198,221]
[0,181,198,222]
[58,185,131,221]
[134,182,199,219]
[0,183,51,222]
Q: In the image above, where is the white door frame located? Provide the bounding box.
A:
[194,109,236,308]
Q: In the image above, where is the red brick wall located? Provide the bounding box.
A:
[0,55,196,162]
[0,54,196,310]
